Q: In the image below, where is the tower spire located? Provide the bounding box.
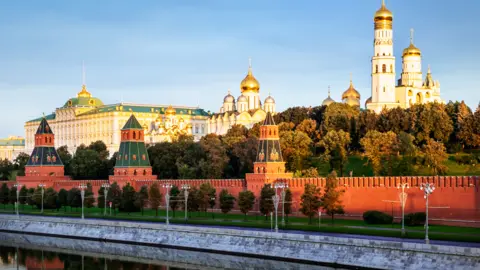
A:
[410,28,414,44]
[77,61,92,98]
[382,0,385,7]
[328,85,331,97]
[248,57,252,75]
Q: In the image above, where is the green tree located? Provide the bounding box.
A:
[198,182,216,213]
[186,187,201,213]
[67,188,82,210]
[88,140,110,160]
[274,106,311,126]
[321,171,345,223]
[0,159,13,180]
[284,188,293,222]
[295,167,319,178]
[0,183,9,208]
[134,185,149,215]
[19,185,28,207]
[58,188,68,212]
[199,134,229,179]
[84,183,95,208]
[222,124,248,148]
[318,130,351,176]
[97,186,106,209]
[280,130,312,172]
[169,185,181,217]
[228,136,258,178]
[321,102,359,133]
[296,119,319,141]
[8,186,17,206]
[13,152,29,176]
[148,142,181,179]
[259,184,275,219]
[70,149,105,179]
[43,187,58,209]
[360,130,399,176]
[238,190,255,220]
[26,188,35,207]
[423,139,448,175]
[219,189,235,214]
[410,103,453,144]
[57,145,73,176]
[120,183,138,213]
[300,183,322,224]
[148,183,162,217]
[106,182,122,215]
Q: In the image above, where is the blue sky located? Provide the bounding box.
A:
[0,0,479,138]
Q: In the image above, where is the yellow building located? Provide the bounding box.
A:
[0,136,25,161]
[24,84,211,155]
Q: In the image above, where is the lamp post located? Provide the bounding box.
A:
[101,183,110,216]
[272,194,280,233]
[13,183,20,217]
[274,182,288,226]
[38,184,46,214]
[163,183,173,225]
[318,210,322,228]
[397,183,410,236]
[181,184,190,221]
[79,184,87,220]
[420,183,435,244]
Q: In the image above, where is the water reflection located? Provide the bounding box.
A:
[0,233,340,270]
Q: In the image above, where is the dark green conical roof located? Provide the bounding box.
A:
[122,114,143,130]
[27,147,63,166]
[115,141,151,167]
[36,118,53,134]
[263,112,275,126]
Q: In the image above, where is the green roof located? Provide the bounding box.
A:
[115,141,151,168]
[63,96,104,108]
[27,113,56,123]
[0,138,25,147]
[122,115,143,130]
[77,103,211,117]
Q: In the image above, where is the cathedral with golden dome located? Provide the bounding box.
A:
[209,60,276,135]
[322,0,443,112]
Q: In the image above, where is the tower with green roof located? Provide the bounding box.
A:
[109,114,157,187]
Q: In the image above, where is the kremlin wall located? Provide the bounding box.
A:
[5,112,479,226]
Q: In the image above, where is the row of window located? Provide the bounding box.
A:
[375,64,393,73]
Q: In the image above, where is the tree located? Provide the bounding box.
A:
[423,139,448,175]
[238,190,255,220]
[186,187,201,213]
[13,152,29,176]
[321,103,359,133]
[228,136,258,178]
[259,184,275,219]
[0,159,13,180]
[169,185,181,217]
[198,182,216,213]
[26,188,35,208]
[360,130,399,176]
[300,183,322,224]
[0,183,9,208]
[410,103,453,144]
[134,185,149,215]
[70,149,105,179]
[397,132,417,157]
[296,119,319,141]
[199,134,229,179]
[148,142,181,179]
[67,188,82,210]
[274,106,311,126]
[43,188,58,209]
[121,183,138,213]
[19,186,28,207]
[148,183,162,217]
[83,183,95,208]
[295,167,319,178]
[219,189,235,214]
[8,186,16,206]
[321,171,345,223]
[222,124,248,148]
[106,182,122,215]
[280,130,312,172]
[284,189,293,222]
[58,189,68,212]
[97,186,106,209]
[88,140,110,160]
[318,130,351,176]
[57,146,73,176]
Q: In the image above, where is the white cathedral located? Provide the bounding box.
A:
[322,0,443,112]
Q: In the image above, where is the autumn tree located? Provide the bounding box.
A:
[259,184,275,219]
[198,182,216,212]
[321,171,345,224]
[360,130,399,176]
[318,130,351,176]
[295,167,319,178]
[222,124,248,148]
[134,185,149,215]
[219,189,235,214]
[321,102,359,133]
[423,139,448,175]
[299,183,322,224]
[410,103,453,144]
[296,119,319,141]
[148,183,162,217]
[274,106,310,126]
[238,190,255,220]
[280,130,312,172]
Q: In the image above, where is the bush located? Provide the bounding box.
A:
[363,210,393,224]
[404,212,426,226]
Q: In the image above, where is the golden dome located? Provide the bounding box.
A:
[322,87,335,106]
[374,0,393,29]
[342,80,361,100]
[77,84,92,98]
[403,43,421,57]
[165,105,176,116]
[240,61,260,93]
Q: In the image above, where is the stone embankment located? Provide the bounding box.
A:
[0,214,479,270]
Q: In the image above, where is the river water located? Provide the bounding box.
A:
[0,233,345,270]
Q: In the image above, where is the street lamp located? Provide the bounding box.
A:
[13,183,21,217]
[274,182,288,226]
[420,183,435,244]
[162,183,173,225]
[101,183,110,216]
[181,184,190,221]
[79,184,87,220]
[38,184,46,214]
[272,194,280,233]
[397,183,410,236]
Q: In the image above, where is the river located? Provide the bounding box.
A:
[0,233,347,270]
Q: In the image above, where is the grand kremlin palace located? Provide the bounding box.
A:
[11,0,443,158]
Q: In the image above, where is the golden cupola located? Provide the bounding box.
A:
[77,84,92,98]
[403,29,421,57]
[240,60,260,93]
[342,79,361,107]
[374,0,393,30]
[165,105,176,116]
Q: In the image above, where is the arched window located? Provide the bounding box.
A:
[269,130,272,136]
[390,64,393,72]
[45,137,47,143]
[375,65,378,73]
[383,86,386,92]
[383,53,385,56]
[133,131,136,139]
[382,64,386,73]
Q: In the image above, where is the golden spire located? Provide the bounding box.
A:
[240,57,260,93]
[77,61,92,98]
[410,28,414,44]
[328,85,331,97]
[403,28,421,57]
[427,64,431,73]
[248,57,252,75]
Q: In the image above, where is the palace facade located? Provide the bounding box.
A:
[0,136,24,161]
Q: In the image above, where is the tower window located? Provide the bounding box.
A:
[390,64,393,72]
[382,64,386,73]
[383,53,385,56]
[375,65,378,73]
[383,86,386,92]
